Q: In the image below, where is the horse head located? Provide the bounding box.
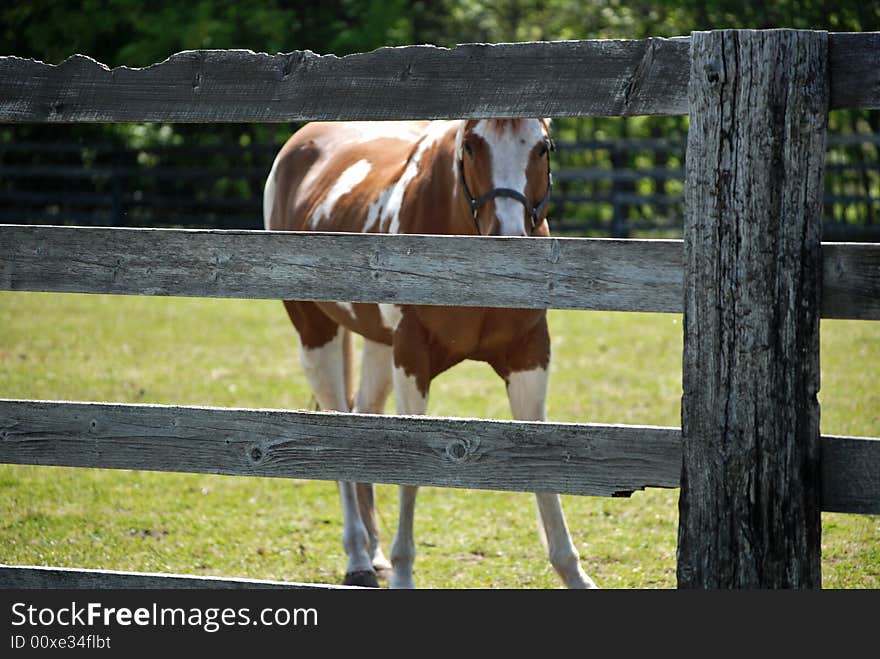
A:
[455,118,554,237]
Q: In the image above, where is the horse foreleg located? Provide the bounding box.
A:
[337,483,377,587]
[535,493,597,589]
[388,365,426,588]
[352,338,394,576]
[295,323,376,587]
[355,483,391,575]
[389,316,431,589]
[390,485,420,589]
[503,352,598,589]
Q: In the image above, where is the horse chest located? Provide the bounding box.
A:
[412,306,546,360]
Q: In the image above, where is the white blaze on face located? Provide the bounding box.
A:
[308,159,372,228]
[472,120,547,237]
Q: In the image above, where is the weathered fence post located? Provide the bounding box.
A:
[678,29,829,588]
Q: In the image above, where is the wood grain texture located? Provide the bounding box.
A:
[0,33,875,124]
[679,30,828,588]
[0,224,684,313]
[0,38,690,122]
[0,565,347,589]
[3,224,878,319]
[0,399,682,498]
[821,435,880,514]
[822,243,880,320]
[829,32,880,110]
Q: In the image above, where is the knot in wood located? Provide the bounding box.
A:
[249,445,264,463]
[704,59,722,84]
[280,54,294,79]
[678,564,694,582]
[399,61,414,81]
[445,438,475,462]
[546,239,561,264]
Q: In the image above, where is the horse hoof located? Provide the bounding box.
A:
[343,570,379,588]
[373,564,393,582]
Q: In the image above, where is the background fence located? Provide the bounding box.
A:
[1,131,878,239]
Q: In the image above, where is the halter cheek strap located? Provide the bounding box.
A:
[458,157,553,235]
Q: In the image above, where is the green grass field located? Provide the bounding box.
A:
[1,291,877,588]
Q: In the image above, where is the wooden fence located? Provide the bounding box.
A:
[1,30,879,589]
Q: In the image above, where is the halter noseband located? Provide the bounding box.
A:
[457,145,553,235]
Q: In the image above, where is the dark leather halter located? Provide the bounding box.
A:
[457,142,554,235]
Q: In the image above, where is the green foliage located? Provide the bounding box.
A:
[438,0,879,43]
[1,0,415,66]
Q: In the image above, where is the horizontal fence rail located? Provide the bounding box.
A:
[1,224,878,319]
[822,243,880,320]
[821,435,880,514]
[0,565,348,589]
[0,399,876,514]
[0,224,686,313]
[0,33,877,123]
[0,399,682,498]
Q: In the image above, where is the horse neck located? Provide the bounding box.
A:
[406,123,478,236]
[444,125,481,235]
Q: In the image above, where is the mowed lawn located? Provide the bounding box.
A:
[1,291,877,588]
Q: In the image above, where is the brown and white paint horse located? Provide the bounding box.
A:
[264,118,596,588]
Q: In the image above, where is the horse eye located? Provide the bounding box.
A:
[464,141,474,157]
[539,140,554,156]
